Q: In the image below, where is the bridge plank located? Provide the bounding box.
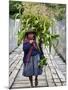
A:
[9,44,66,88]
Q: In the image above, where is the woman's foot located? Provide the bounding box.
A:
[35,80,38,87]
[31,83,33,87]
[29,76,33,87]
[35,76,38,87]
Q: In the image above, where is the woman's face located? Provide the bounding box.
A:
[28,33,34,40]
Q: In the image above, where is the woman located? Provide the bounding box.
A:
[22,30,42,87]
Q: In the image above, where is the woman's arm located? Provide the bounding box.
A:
[23,41,32,51]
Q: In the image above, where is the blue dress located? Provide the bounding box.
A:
[23,54,42,76]
[22,41,43,77]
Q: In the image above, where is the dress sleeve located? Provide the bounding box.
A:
[23,41,32,51]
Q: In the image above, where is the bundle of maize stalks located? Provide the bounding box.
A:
[38,56,47,68]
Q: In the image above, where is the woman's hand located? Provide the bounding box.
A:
[29,40,34,44]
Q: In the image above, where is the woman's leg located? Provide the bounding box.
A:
[35,76,38,86]
[29,76,33,87]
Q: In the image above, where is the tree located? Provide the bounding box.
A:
[9,1,24,19]
[46,3,66,20]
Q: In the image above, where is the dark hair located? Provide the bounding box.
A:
[24,30,36,40]
[27,33,36,40]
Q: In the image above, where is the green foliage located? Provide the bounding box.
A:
[38,56,47,68]
[46,4,66,20]
[9,1,24,19]
[9,1,60,51]
[18,13,51,45]
[9,1,66,20]
[18,30,25,46]
[18,13,59,53]
[9,1,64,67]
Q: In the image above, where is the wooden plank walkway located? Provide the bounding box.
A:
[9,44,66,89]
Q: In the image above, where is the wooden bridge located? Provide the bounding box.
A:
[9,44,66,89]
